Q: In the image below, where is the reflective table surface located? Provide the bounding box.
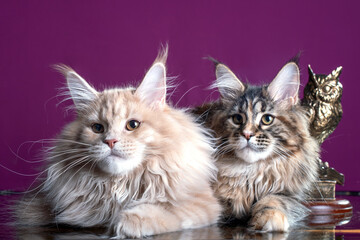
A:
[1,194,359,240]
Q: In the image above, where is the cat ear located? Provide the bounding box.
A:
[214,64,245,100]
[55,65,98,109]
[135,62,167,108]
[268,62,300,108]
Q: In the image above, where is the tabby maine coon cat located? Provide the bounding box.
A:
[16,51,221,238]
[194,60,319,231]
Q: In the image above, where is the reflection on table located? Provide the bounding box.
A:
[1,195,359,240]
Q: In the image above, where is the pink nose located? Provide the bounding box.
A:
[104,139,118,149]
[243,131,254,140]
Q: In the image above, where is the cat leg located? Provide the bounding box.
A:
[112,193,221,238]
[249,194,308,232]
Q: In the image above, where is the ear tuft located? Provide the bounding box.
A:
[268,62,300,107]
[212,63,245,100]
[153,44,168,66]
[54,64,98,109]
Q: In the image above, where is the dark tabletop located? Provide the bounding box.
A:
[1,194,359,240]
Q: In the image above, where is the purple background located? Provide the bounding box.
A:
[1,1,359,191]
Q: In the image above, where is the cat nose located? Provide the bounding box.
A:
[104,139,118,149]
[243,131,254,140]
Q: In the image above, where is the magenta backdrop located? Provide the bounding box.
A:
[1,1,359,191]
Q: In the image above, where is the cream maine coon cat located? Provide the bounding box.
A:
[16,49,221,238]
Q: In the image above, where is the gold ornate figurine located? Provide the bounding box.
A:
[302,66,352,229]
[302,65,343,144]
[302,65,344,196]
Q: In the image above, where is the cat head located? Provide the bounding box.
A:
[307,65,343,103]
[55,49,170,175]
[213,61,303,163]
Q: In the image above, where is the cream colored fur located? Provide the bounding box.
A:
[16,49,221,238]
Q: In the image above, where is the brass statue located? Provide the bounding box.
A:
[302,65,344,193]
[302,65,343,144]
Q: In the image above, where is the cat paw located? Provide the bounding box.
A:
[113,211,155,238]
[249,209,289,232]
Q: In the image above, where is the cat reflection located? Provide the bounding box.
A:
[15,226,336,240]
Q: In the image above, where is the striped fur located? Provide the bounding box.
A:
[194,61,319,231]
[16,50,221,238]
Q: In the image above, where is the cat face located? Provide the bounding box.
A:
[224,90,278,163]
[77,90,155,175]
[56,59,168,175]
[214,62,301,163]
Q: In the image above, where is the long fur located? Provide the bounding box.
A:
[193,60,319,232]
[15,51,221,238]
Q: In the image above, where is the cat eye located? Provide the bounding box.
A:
[232,113,246,125]
[91,123,105,133]
[261,114,274,125]
[126,119,141,131]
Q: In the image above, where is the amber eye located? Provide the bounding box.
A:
[91,123,105,133]
[232,114,245,125]
[261,114,274,125]
[126,120,140,131]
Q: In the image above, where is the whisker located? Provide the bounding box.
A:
[48,149,89,160]
[0,162,41,177]
[47,139,92,147]
[22,153,90,194]
[21,155,91,213]
[61,156,93,187]
[215,142,237,157]
[175,85,199,107]
[7,145,45,164]
[23,155,91,207]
